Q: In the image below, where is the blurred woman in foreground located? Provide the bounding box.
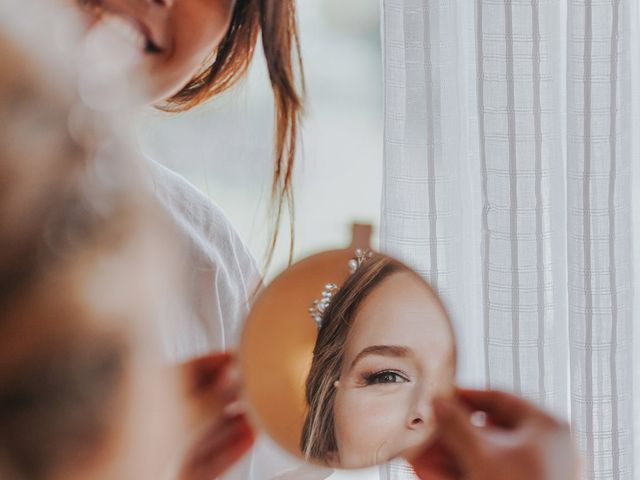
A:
[0,33,253,480]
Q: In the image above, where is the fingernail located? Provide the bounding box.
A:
[470,410,487,427]
[214,364,241,400]
[223,399,248,418]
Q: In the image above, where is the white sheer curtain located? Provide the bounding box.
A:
[380,1,639,479]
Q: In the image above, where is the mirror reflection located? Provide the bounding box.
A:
[240,248,456,470]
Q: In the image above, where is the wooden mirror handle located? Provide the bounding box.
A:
[349,223,372,250]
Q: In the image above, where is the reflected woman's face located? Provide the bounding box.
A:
[332,271,454,468]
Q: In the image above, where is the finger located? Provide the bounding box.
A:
[222,398,248,419]
[432,396,482,467]
[182,355,242,415]
[456,388,542,428]
[410,441,461,480]
[180,414,255,480]
[211,361,242,401]
[178,356,242,441]
[184,353,237,397]
[413,467,456,480]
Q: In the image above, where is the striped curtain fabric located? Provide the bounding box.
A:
[380,1,639,479]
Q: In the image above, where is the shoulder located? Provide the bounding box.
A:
[145,159,231,234]
[144,159,262,347]
[144,159,255,264]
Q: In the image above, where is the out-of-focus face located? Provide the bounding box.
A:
[73,0,235,103]
[0,29,249,478]
[0,232,184,480]
[78,230,190,480]
[332,271,455,468]
[0,179,250,480]
[66,221,250,480]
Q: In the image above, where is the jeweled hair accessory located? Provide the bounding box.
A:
[308,249,373,328]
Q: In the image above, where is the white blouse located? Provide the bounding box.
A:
[146,160,325,479]
[146,159,261,360]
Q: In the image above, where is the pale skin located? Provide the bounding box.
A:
[332,271,456,468]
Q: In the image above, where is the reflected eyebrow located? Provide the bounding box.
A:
[349,345,410,371]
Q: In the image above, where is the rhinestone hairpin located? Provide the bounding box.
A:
[308,283,338,328]
[308,249,373,328]
[348,248,373,274]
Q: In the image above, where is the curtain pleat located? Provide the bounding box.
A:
[566,1,635,478]
[381,1,638,479]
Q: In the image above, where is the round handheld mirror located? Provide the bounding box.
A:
[239,225,456,470]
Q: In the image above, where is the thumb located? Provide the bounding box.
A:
[409,441,460,480]
[432,396,483,469]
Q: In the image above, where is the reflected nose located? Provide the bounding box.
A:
[409,416,424,428]
[407,408,429,429]
[407,386,432,430]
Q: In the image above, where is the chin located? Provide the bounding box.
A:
[135,67,177,106]
[144,63,204,107]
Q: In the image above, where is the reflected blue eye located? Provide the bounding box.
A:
[365,370,409,385]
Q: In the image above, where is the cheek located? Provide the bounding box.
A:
[172,0,232,66]
[333,388,408,465]
[150,0,233,100]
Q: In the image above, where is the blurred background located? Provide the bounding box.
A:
[136,0,383,279]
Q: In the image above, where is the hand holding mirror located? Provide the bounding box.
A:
[239,224,456,471]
